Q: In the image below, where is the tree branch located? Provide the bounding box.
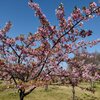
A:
[24,85,36,96]
[52,7,100,49]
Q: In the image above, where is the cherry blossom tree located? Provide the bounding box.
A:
[66,51,100,100]
[74,51,100,91]
[0,0,100,100]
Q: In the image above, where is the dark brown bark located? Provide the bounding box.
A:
[24,86,36,96]
[72,85,75,100]
[18,86,36,100]
[19,89,25,100]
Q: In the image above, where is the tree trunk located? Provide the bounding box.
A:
[90,80,93,88]
[44,84,48,91]
[19,90,25,100]
[90,80,95,93]
[18,86,36,100]
[72,85,75,100]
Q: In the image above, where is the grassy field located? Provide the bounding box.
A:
[0,81,100,100]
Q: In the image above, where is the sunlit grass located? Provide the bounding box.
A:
[0,81,100,100]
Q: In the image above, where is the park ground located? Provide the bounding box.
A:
[0,81,100,100]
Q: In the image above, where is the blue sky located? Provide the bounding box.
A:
[0,0,100,53]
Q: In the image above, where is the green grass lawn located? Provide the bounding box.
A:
[0,81,100,100]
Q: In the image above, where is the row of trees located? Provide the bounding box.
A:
[37,50,100,100]
[0,0,100,100]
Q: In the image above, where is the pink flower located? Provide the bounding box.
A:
[90,2,97,8]
[9,56,17,61]
[84,9,91,15]
[6,38,15,45]
[71,8,82,20]
[3,21,12,34]
[56,10,64,19]
[56,3,65,19]
[86,30,92,36]
[71,13,79,20]
[67,17,72,23]
[0,30,3,37]
[28,1,40,11]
